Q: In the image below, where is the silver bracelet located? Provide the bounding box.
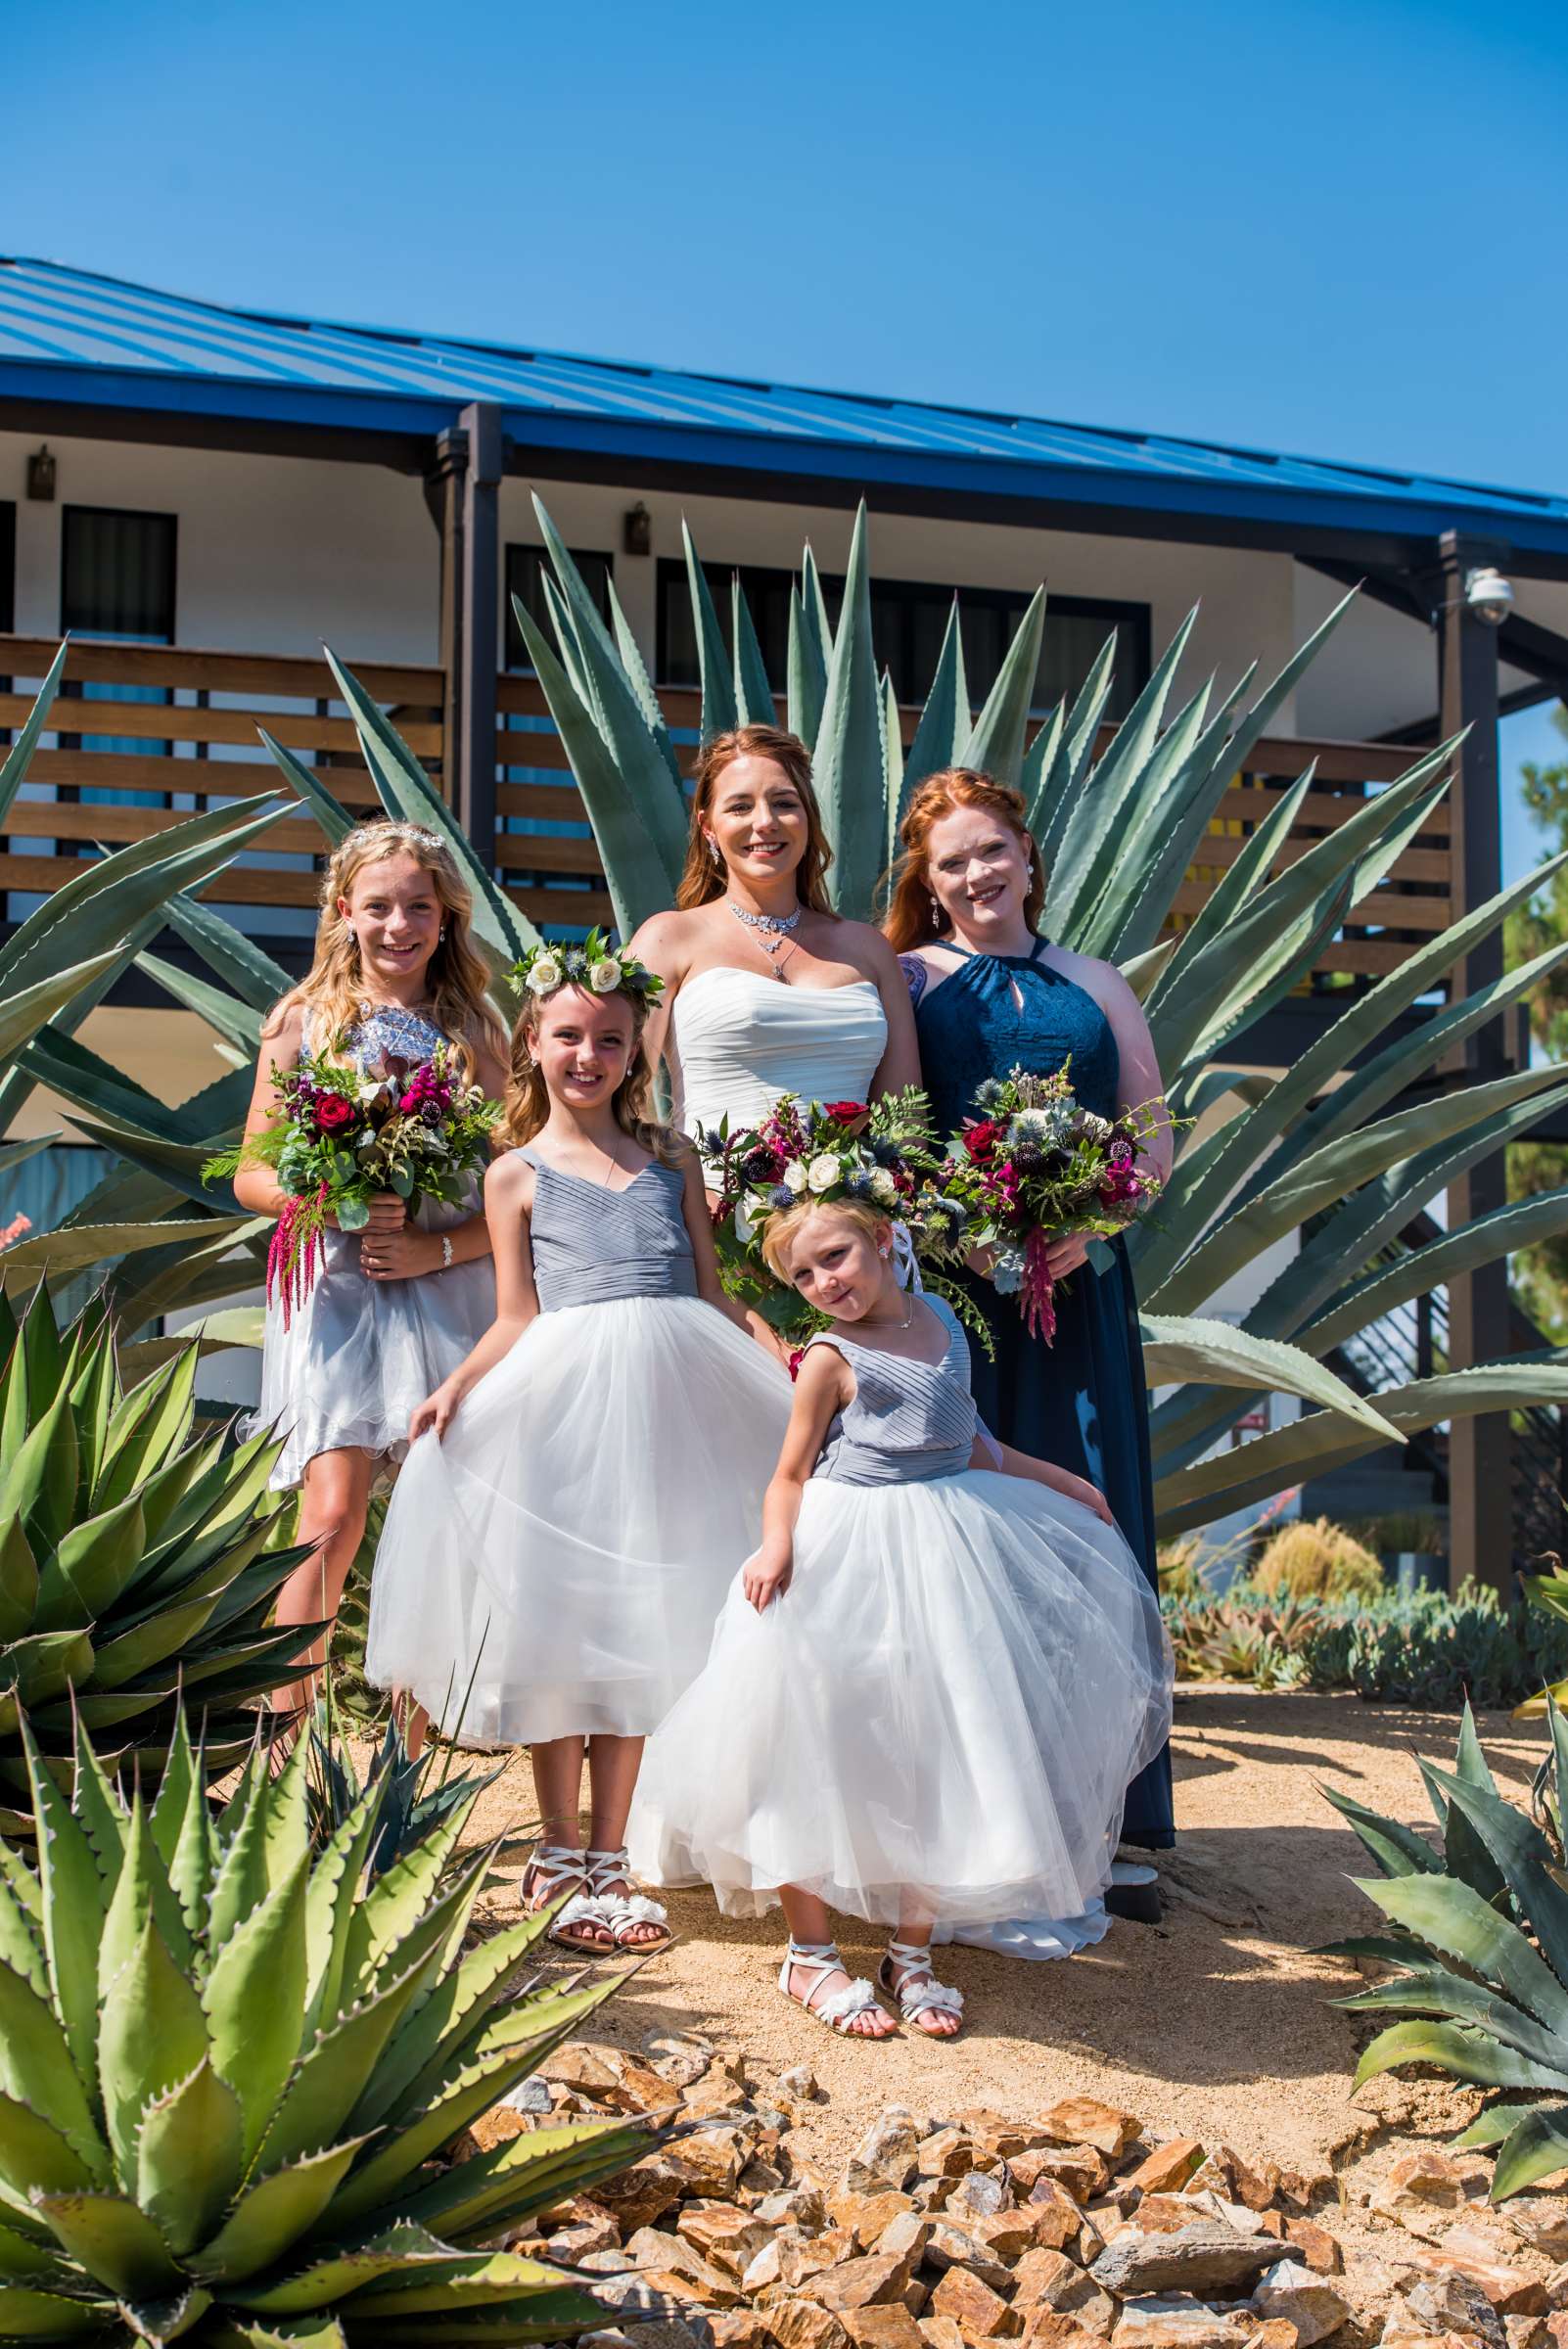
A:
[440,1233,454,1271]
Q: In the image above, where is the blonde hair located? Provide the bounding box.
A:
[277,820,503,1079]
[676,723,836,914]
[760,1195,890,1287]
[883,767,1045,951]
[502,981,681,1164]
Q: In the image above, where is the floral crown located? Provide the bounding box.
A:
[510,929,666,1007]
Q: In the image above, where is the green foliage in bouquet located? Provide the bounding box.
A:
[0,1715,649,2344]
[1323,1699,1568,2198]
[0,1285,313,1823]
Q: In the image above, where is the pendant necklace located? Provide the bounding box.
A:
[729,898,802,983]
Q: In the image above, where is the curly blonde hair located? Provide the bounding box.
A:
[502,980,682,1165]
[275,820,503,1080]
[760,1195,890,1286]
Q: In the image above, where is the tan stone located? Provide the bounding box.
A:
[538,2043,620,2096]
[956,2111,1054,2161]
[684,2076,760,2123]
[664,2130,749,2198]
[761,2184,832,2237]
[1251,2259,1354,2345]
[1181,2145,1278,2213]
[975,2211,1046,2262]
[1276,2167,1335,2214]
[595,2154,689,2232]
[1543,2320,1568,2349]
[919,2319,969,2349]
[1024,2149,1112,2202]
[1245,2326,1301,2349]
[624,2228,741,2307]
[1124,2142,1207,2197]
[951,2172,1016,2225]
[832,2190,920,2249]
[847,2111,923,2194]
[1284,2218,1343,2276]
[919,2129,979,2181]
[1503,2201,1568,2261]
[1503,2321,1546,2349]
[929,2267,1020,2339]
[1392,2238,1549,2319]
[640,2267,741,2311]
[547,2216,623,2262]
[801,2253,921,2317]
[749,2231,859,2299]
[601,2054,677,2114]
[678,2200,777,2280]
[764,2300,853,2349]
[1012,2252,1082,2313]
[1025,2185,1086,2253]
[842,2312,928,2349]
[1388,2153,1471,2208]
[1019,2321,1103,2349]
[1041,2100,1142,2161]
[1090,2221,1279,2299]
[924,2222,1013,2293]
[461,2104,531,2155]
[1110,2300,1254,2349]
[877,2215,936,2268]
[709,2316,780,2349]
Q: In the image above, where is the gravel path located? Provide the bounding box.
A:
[459,1688,1548,2183]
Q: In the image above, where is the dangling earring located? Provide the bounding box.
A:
[708,838,721,866]
[930,897,941,931]
[438,924,447,943]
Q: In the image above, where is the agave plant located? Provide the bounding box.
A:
[506,498,1568,1536]
[1519,1560,1568,1716]
[0,1284,314,1822]
[304,1697,502,1883]
[1323,1699,1568,2197]
[0,1715,646,2345]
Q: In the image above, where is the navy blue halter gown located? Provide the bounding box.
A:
[910,939,1175,1851]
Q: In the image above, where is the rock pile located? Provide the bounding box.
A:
[454,2041,1565,2349]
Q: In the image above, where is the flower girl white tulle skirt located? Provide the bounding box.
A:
[365,1295,793,1744]
[630,1468,1173,1928]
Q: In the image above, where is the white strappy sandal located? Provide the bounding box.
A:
[584,1847,673,1952]
[521,1843,614,1954]
[878,1938,965,2037]
[778,1940,895,2037]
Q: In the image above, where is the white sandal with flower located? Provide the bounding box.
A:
[521,1843,614,1954]
[778,1940,896,2037]
[584,1847,672,1952]
[878,1939,965,2037]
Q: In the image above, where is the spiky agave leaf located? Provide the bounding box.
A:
[0,1717,650,2340]
[0,1292,314,1805]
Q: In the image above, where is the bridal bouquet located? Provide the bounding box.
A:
[947,1063,1164,1344]
[205,1039,501,1323]
[697,1088,971,1339]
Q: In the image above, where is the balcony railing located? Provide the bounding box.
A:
[0,634,1451,979]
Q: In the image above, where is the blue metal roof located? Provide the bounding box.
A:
[6,256,1568,563]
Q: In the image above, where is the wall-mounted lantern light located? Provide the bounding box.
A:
[623,501,651,557]
[25,445,55,501]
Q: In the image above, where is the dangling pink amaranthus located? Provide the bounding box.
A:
[267,1183,329,1329]
[1021,1223,1058,1346]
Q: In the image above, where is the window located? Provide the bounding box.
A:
[0,503,14,634]
[62,506,176,638]
[657,560,796,694]
[59,506,177,817]
[656,558,1149,723]
[504,543,613,671]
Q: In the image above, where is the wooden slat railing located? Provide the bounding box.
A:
[0,637,1451,979]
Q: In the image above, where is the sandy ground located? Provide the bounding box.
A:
[454,1686,1552,2190]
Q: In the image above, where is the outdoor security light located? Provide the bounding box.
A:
[1464,566,1513,625]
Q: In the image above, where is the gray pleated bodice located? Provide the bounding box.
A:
[518,1148,697,1311]
[809,1294,978,1487]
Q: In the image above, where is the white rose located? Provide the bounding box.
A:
[529,954,563,992]
[589,958,623,993]
[870,1167,899,1206]
[783,1160,808,1195]
[807,1152,841,1194]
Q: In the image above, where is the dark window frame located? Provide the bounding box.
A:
[504,541,614,672]
[60,503,178,639]
[655,558,1151,719]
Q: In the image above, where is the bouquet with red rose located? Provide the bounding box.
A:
[947,1062,1166,1343]
[696,1087,972,1341]
[205,1037,500,1323]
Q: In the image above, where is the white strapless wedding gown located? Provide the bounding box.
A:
[667,962,1141,1964]
[670,965,890,1137]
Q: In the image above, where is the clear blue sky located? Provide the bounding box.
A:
[12,0,1568,874]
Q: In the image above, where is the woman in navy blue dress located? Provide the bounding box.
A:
[889,768,1175,1930]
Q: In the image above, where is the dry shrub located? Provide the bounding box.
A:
[1254,1514,1384,1602]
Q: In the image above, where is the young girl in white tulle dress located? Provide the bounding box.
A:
[366,938,793,1955]
[631,1194,1173,2039]
[234,820,508,1729]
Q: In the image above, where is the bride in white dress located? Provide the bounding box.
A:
[627,721,919,1153]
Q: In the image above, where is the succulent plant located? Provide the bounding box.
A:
[0,1714,646,2343]
[0,1284,320,1823]
[1324,1699,1568,2196]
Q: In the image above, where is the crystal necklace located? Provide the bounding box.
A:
[728,898,802,983]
